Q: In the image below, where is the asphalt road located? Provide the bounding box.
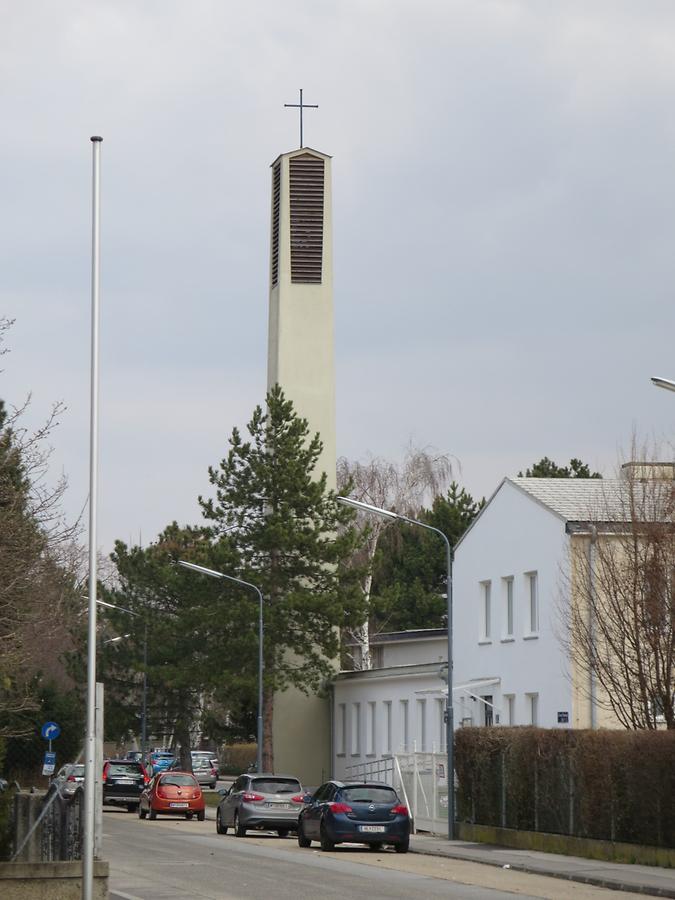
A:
[102,809,643,900]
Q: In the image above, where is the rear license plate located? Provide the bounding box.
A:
[169,802,189,808]
[116,778,133,785]
[265,802,291,809]
[359,825,385,833]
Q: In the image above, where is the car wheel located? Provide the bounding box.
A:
[394,839,409,854]
[216,810,228,835]
[297,820,311,848]
[127,803,138,813]
[149,807,157,820]
[234,812,246,837]
[138,805,147,820]
[319,822,335,852]
[368,842,383,851]
[197,809,205,822]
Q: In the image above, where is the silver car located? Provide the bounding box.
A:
[191,756,217,789]
[53,763,85,797]
[216,773,304,837]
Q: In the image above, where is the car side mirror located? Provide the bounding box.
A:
[218,787,230,797]
[303,793,313,804]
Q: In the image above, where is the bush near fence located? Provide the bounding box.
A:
[455,727,675,848]
[218,743,257,776]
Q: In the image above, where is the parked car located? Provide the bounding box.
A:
[191,756,217,789]
[102,759,149,812]
[192,750,219,778]
[139,771,205,821]
[147,751,175,776]
[216,773,304,837]
[54,763,85,797]
[124,750,144,763]
[297,781,410,853]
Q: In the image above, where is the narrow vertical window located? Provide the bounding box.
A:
[384,701,392,755]
[436,699,446,751]
[416,699,427,751]
[367,702,376,755]
[337,703,346,754]
[503,577,514,637]
[527,693,539,726]
[503,694,515,725]
[480,581,492,640]
[400,700,409,752]
[526,572,539,634]
[351,702,361,755]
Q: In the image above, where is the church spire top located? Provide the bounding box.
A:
[284,89,318,148]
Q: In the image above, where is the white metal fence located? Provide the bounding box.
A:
[344,751,450,835]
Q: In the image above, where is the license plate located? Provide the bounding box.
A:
[265,802,291,809]
[359,825,385,833]
[116,779,133,785]
[169,802,189,808]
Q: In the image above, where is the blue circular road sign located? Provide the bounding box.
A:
[41,721,61,740]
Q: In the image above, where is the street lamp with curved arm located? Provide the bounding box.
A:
[336,495,455,841]
[177,560,264,775]
[651,376,675,393]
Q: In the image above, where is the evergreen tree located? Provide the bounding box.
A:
[518,456,602,478]
[200,385,364,770]
[370,482,484,632]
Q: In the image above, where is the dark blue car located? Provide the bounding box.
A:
[297,780,410,853]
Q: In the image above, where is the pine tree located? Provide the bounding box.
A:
[518,457,602,478]
[200,385,364,770]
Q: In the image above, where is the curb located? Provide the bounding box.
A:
[409,845,675,899]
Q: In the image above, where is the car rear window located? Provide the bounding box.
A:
[161,774,198,787]
[107,763,144,776]
[251,778,301,794]
[341,786,398,803]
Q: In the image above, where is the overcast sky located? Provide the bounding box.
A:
[2,0,674,551]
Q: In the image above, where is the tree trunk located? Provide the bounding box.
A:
[262,683,275,772]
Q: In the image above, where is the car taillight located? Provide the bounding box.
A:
[211,767,217,776]
[291,795,305,804]
[67,775,77,782]
[242,792,264,802]
[156,785,168,798]
[143,775,150,784]
[329,802,353,814]
[391,804,408,816]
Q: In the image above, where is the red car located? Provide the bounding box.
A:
[138,771,205,821]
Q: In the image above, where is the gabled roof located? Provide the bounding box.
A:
[269,147,332,167]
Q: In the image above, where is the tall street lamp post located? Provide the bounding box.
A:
[97,600,148,762]
[336,496,456,841]
[651,376,675,393]
[177,561,264,775]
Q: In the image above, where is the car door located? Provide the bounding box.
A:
[304,783,331,838]
[224,776,246,825]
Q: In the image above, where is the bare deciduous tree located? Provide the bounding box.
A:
[337,445,452,669]
[563,451,674,729]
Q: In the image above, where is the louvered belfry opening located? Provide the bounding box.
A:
[289,154,324,284]
[270,162,281,287]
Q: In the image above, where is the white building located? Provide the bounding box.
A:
[453,476,629,731]
[332,629,448,781]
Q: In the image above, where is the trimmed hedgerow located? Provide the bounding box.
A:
[455,727,675,847]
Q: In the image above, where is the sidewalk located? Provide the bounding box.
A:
[409,834,675,898]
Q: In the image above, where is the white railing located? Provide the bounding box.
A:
[343,751,450,835]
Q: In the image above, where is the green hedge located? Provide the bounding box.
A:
[455,728,675,847]
[218,743,257,776]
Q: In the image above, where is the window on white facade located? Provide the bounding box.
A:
[351,702,361,755]
[526,571,539,634]
[371,645,384,668]
[383,701,392,754]
[367,702,376,755]
[436,698,446,751]
[503,577,514,637]
[400,699,409,751]
[416,698,427,751]
[337,703,346,754]
[480,580,492,640]
[504,694,515,726]
[527,692,539,726]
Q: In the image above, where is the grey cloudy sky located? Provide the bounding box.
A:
[2,0,674,551]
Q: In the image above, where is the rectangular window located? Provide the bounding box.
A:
[436,699,446,751]
[366,702,376,755]
[480,580,492,640]
[400,700,409,752]
[351,702,361,755]
[503,577,514,637]
[504,694,515,726]
[483,695,494,727]
[416,699,427,751]
[527,693,539,726]
[337,703,346,755]
[383,701,392,754]
[371,645,384,668]
[526,572,539,634]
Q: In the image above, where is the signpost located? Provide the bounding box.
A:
[42,751,57,776]
[41,721,61,782]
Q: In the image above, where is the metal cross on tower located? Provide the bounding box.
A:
[284,89,318,148]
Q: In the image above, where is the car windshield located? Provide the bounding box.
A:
[161,774,197,787]
[251,778,301,794]
[193,760,211,769]
[341,786,398,804]
[62,765,84,777]
[107,763,143,777]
